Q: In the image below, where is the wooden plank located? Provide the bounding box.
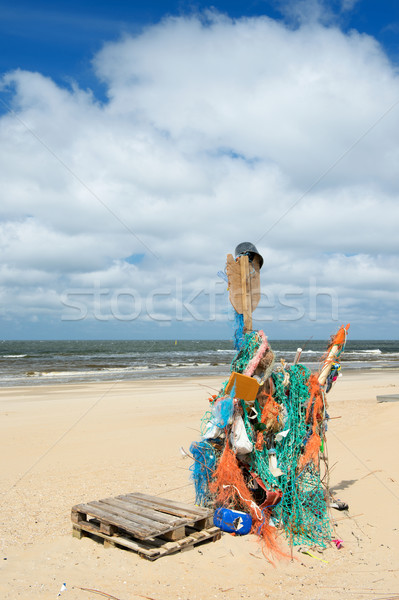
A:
[117,494,208,520]
[192,516,214,530]
[71,510,87,525]
[249,257,261,311]
[185,526,220,540]
[121,496,202,522]
[126,493,212,519]
[72,525,82,539]
[126,492,210,513]
[72,521,160,557]
[226,253,243,314]
[95,499,190,539]
[152,527,222,559]
[73,521,221,561]
[100,522,116,535]
[240,255,252,333]
[159,526,186,541]
[226,252,260,319]
[99,498,185,527]
[143,526,221,559]
[90,501,174,539]
[103,497,187,526]
[72,502,155,538]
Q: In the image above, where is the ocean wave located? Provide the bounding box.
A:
[101,365,149,372]
[345,349,382,355]
[0,338,396,388]
[31,365,153,378]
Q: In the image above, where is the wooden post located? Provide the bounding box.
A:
[239,255,252,333]
[318,344,340,386]
[226,251,261,335]
[72,525,83,539]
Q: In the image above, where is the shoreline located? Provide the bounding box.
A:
[1,363,399,391]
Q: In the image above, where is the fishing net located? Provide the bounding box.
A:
[233,310,245,351]
[190,327,346,556]
[231,330,264,373]
[209,440,286,563]
[268,368,332,548]
[189,441,217,506]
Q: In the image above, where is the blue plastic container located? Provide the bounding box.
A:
[213,507,252,535]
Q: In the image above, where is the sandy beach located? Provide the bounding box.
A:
[1,369,399,600]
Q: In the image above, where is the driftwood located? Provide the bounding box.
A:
[226,254,261,332]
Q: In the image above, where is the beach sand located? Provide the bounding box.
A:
[1,369,399,599]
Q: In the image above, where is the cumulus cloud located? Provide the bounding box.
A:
[0,9,398,338]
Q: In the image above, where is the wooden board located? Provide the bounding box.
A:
[71,492,219,559]
[226,254,260,330]
[73,521,221,561]
[123,492,211,520]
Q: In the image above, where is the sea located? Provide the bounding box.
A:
[0,339,398,387]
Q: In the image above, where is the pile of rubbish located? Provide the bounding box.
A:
[190,324,349,561]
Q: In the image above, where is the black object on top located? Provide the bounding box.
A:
[234,242,264,269]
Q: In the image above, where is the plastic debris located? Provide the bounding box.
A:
[214,507,252,535]
[330,500,349,511]
[189,325,350,560]
[298,547,329,563]
[191,252,350,562]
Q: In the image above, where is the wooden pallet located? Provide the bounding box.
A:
[71,492,221,560]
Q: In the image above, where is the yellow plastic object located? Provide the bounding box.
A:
[302,549,329,563]
[225,371,259,403]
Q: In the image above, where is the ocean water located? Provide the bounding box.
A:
[0,339,398,387]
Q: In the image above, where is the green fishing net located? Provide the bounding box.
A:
[230,331,262,373]
[192,335,332,550]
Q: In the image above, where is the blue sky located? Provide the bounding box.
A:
[1,1,399,96]
[0,1,399,339]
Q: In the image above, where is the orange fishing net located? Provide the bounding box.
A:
[210,441,255,508]
[298,432,322,470]
[210,441,287,563]
[254,391,281,451]
[258,391,281,432]
[330,323,350,348]
[305,374,324,426]
[299,374,324,470]
[255,431,264,451]
[319,323,350,371]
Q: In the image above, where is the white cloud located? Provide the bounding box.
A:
[275,0,361,23]
[340,0,361,13]
[0,11,398,338]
